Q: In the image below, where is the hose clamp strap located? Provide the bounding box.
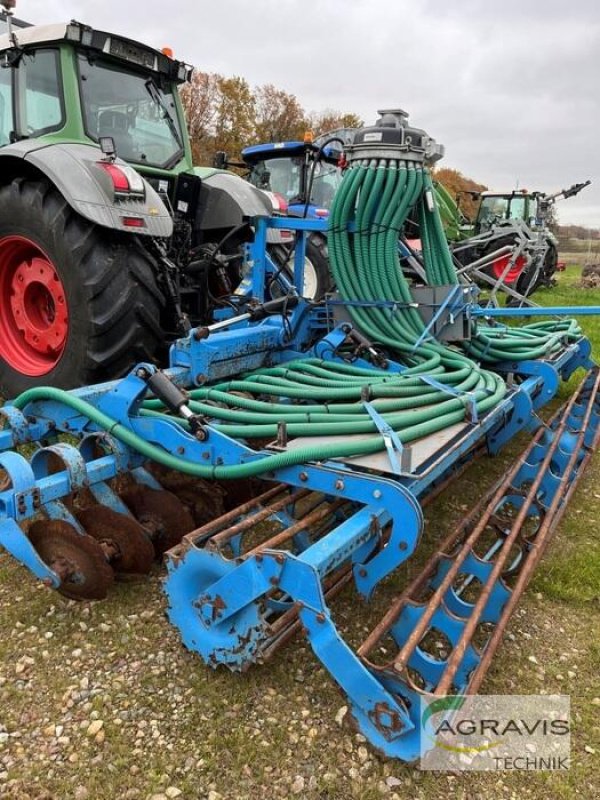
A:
[362,401,411,474]
[418,374,479,424]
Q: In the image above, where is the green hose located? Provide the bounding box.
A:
[9,154,579,480]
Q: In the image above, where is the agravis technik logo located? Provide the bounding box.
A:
[420,695,571,771]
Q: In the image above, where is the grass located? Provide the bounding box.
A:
[0,264,599,799]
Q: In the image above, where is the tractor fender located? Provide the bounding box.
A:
[0,140,173,238]
[192,167,273,230]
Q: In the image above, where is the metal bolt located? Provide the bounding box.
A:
[316,613,326,624]
[359,568,367,578]
[373,489,382,499]
[399,541,408,550]
[177,446,185,455]
[299,471,308,482]
[335,480,345,491]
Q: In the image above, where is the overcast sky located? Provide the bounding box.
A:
[19,0,600,227]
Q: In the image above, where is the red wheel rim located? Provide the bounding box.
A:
[0,235,68,376]
[492,254,526,285]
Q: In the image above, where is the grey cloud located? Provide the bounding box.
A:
[17,0,600,225]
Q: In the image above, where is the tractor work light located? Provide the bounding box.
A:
[99,136,116,160]
[66,21,93,45]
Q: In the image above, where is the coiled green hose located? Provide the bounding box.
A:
[10,158,578,477]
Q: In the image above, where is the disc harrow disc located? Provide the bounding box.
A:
[28,519,114,600]
[120,487,195,555]
[76,505,154,576]
[143,466,225,526]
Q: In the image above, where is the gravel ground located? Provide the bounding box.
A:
[0,453,598,800]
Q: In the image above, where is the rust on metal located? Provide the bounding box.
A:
[76,504,154,575]
[121,486,195,555]
[28,519,115,600]
[357,368,600,704]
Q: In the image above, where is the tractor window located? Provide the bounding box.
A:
[247,156,341,208]
[77,54,184,169]
[21,50,64,136]
[507,196,526,220]
[478,196,509,226]
[248,157,302,199]
[0,66,12,145]
[310,161,341,209]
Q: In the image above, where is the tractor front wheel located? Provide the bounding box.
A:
[0,178,164,397]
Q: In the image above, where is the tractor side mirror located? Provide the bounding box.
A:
[213,151,228,170]
[259,170,271,190]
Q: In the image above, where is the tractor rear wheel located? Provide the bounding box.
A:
[0,178,164,397]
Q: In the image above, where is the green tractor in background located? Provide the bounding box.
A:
[0,6,276,398]
[434,180,591,302]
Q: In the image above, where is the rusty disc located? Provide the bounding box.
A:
[0,467,10,492]
[120,486,195,555]
[76,505,155,576]
[142,465,225,526]
[28,519,114,600]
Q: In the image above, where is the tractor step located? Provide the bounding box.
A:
[164,367,600,760]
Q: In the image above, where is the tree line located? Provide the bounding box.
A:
[180,74,600,236]
[180,71,363,166]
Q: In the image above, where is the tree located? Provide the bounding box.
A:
[308,110,363,137]
[434,167,487,222]
[214,76,256,162]
[179,69,366,166]
[254,84,307,143]
[180,71,222,165]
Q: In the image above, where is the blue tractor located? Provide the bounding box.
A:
[216,135,347,299]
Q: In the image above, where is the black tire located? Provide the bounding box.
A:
[514,245,558,299]
[541,243,558,284]
[304,235,333,299]
[0,178,165,397]
[269,235,332,300]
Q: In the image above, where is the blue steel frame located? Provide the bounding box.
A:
[0,213,596,762]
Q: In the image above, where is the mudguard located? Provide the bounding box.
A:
[192,167,273,230]
[0,140,173,237]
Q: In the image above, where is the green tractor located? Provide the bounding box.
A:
[436,183,590,301]
[0,8,275,397]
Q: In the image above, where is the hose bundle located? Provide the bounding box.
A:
[327,157,580,364]
[11,135,581,479]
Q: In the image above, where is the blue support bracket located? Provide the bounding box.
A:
[409,284,466,353]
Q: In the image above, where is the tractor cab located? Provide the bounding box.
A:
[0,19,194,180]
[0,10,276,397]
[242,140,342,218]
[474,190,538,234]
